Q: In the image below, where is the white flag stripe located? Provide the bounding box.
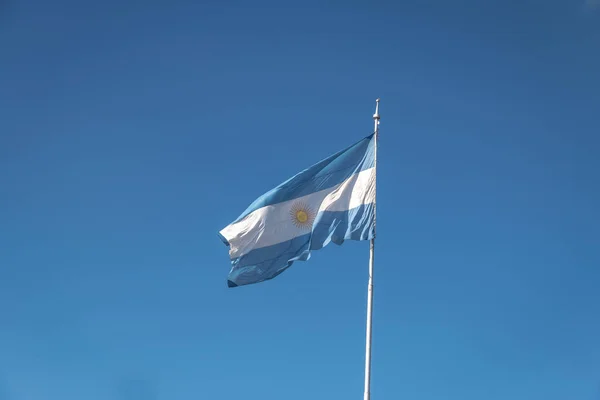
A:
[220,167,375,259]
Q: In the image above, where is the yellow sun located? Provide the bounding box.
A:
[290,202,314,229]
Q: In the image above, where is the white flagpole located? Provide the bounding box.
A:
[364,98,380,400]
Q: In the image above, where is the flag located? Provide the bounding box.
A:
[219,134,376,287]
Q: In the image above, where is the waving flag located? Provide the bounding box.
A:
[219,134,376,287]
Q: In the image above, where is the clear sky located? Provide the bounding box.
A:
[1,0,599,399]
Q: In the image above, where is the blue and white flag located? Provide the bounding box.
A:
[219,134,376,287]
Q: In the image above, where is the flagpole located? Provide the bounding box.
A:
[364,98,379,400]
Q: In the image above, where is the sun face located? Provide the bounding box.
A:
[296,210,308,223]
[290,202,314,229]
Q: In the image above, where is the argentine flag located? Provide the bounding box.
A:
[219,134,376,287]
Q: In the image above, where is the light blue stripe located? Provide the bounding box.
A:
[226,203,375,287]
[231,134,375,224]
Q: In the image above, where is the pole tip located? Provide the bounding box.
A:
[376,98,380,103]
[373,98,380,121]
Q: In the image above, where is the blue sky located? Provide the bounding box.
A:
[1,0,599,399]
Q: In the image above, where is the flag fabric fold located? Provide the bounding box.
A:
[219,134,376,287]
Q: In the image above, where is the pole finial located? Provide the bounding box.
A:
[373,98,380,125]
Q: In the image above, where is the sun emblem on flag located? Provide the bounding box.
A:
[290,202,315,230]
